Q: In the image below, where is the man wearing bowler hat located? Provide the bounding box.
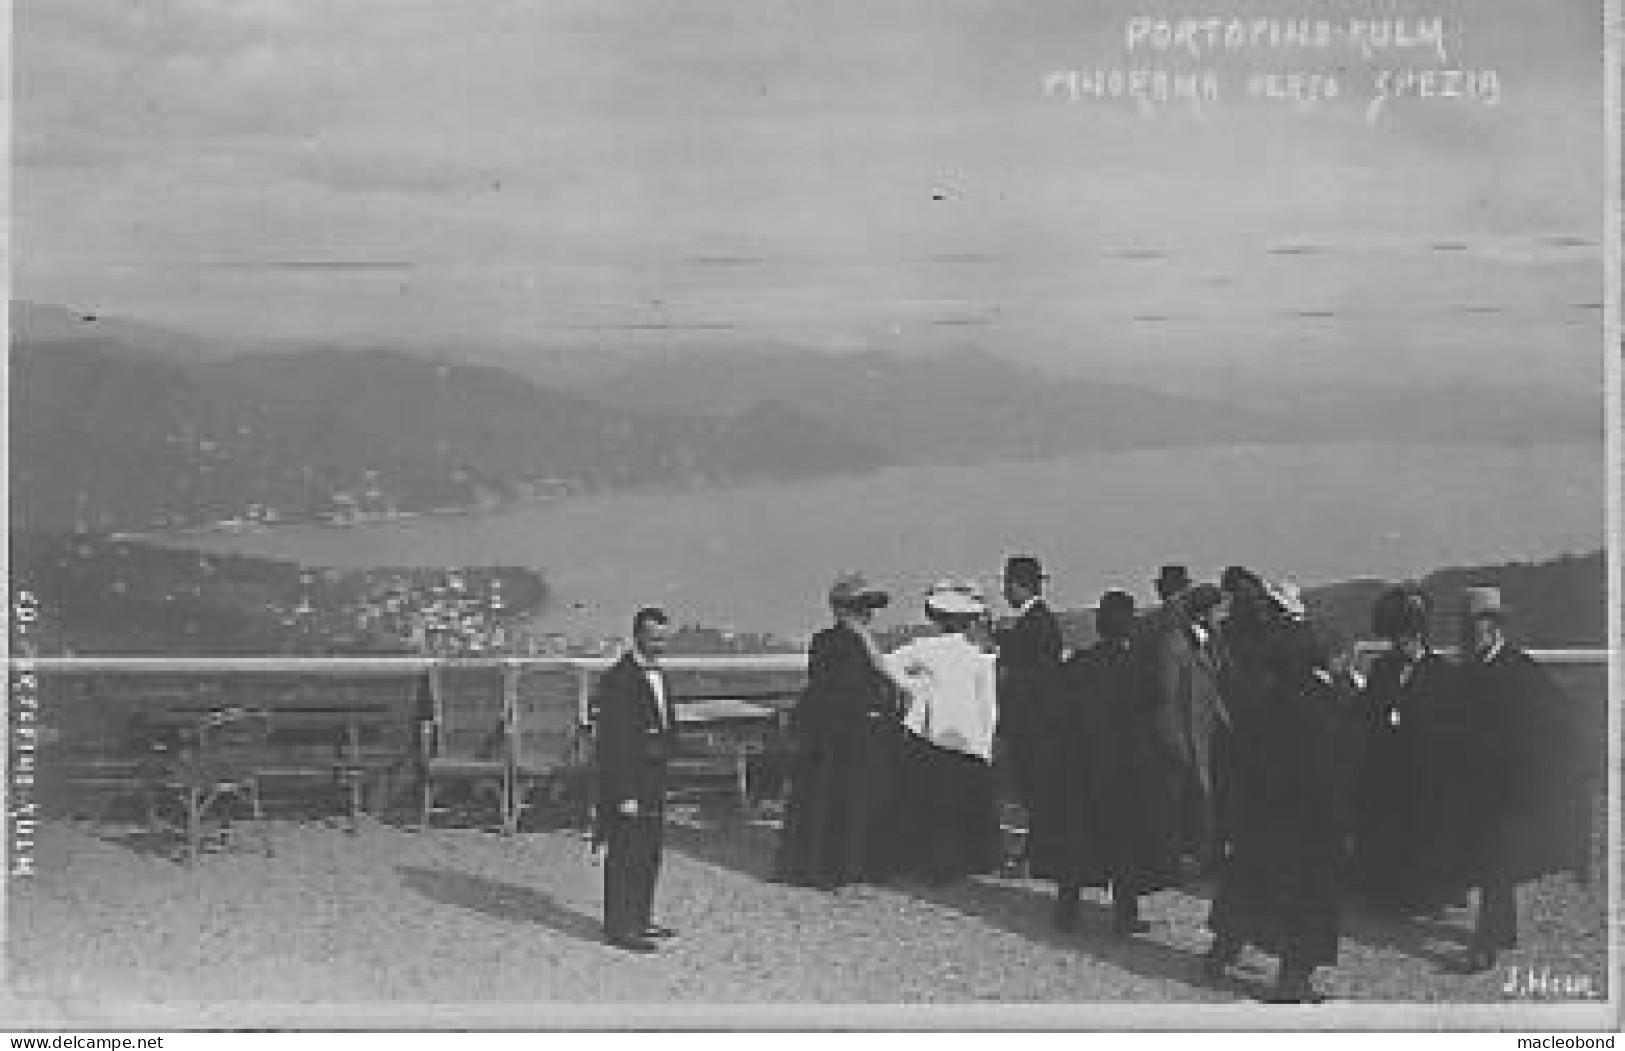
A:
[1155,565,1193,606]
[593,606,679,951]
[1451,586,1592,973]
[995,555,1065,872]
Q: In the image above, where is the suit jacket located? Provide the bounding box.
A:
[593,652,678,817]
[994,598,1064,738]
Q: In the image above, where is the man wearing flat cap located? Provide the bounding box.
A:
[1451,586,1594,973]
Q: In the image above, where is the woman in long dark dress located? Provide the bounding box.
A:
[1351,586,1467,916]
[775,572,904,889]
[883,581,1003,884]
[1207,574,1350,1003]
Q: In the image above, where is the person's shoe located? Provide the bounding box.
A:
[606,933,659,953]
[1202,940,1239,979]
[643,923,678,939]
[1112,915,1152,936]
[1265,981,1325,1004]
[1450,947,1497,975]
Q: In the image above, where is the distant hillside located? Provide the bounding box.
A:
[584,348,1296,464]
[10,332,882,532]
[1303,550,1607,649]
[9,531,548,655]
[1092,364,1600,446]
[12,302,1603,534]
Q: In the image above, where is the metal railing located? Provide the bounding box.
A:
[15,645,1607,723]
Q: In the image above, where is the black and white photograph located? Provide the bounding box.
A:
[5,0,1619,1034]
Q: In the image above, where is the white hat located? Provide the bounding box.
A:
[925,579,987,617]
[1267,579,1307,619]
[1462,586,1506,619]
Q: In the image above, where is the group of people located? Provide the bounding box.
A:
[588,558,1596,1004]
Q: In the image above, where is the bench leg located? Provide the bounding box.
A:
[184,786,202,867]
[345,773,362,835]
[248,779,275,858]
[419,778,433,832]
[509,777,526,837]
[499,773,514,837]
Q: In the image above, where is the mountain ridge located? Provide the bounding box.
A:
[10,303,1602,534]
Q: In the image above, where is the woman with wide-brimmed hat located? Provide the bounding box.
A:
[776,572,905,889]
[1205,571,1350,1003]
[882,580,1004,885]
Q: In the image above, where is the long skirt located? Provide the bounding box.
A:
[776,721,901,887]
[891,732,1002,884]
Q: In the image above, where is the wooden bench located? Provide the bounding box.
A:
[669,697,784,811]
[509,664,592,835]
[662,666,802,812]
[419,662,511,832]
[137,702,405,861]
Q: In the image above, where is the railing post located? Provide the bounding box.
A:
[575,662,593,727]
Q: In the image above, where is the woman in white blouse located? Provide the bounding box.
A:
[883,581,1003,884]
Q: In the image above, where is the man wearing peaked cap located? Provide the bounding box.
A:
[1450,585,1595,974]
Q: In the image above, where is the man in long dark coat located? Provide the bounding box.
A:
[593,607,679,952]
[994,555,1065,871]
[1140,582,1229,875]
[1452,586,1594,973]
[1042,590,1179,935]
[776,572,902,889]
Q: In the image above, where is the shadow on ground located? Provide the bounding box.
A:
[660,806,1269,1001]
[396,864,604,945]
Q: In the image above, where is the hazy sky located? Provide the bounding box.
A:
[16,0,1606,386]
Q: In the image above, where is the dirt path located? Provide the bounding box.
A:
[4,812,1610,1027]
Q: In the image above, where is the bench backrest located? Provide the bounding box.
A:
[426,661,511,763]
[511,664,583,775]
[662,665,805,711]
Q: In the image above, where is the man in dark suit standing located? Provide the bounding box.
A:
[995,555,1065,873]
[1144,582,1229,875]
[1452,587,1592,974]
[593,607,678,952]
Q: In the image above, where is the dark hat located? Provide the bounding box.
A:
[1220,565,1263,595]
[1004,555,1046,588]
[1098,589,1136,616]
[1184,583,1224,616]
[1157,564,1192,593]
[829,571,889,610]
[1373,584,1432,640]
[1097,589,1137,640]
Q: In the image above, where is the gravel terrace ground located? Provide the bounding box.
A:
[4,803,1613,1028]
